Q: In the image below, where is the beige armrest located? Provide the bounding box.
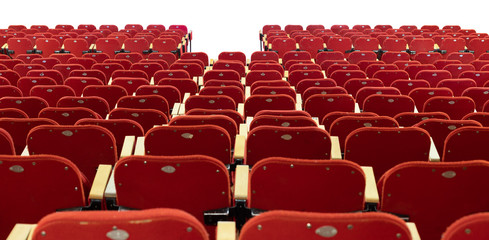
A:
[234,165,249,200]
[2,43,8,49]
[268,43,272,50]
[237,103,244,117]
[361,166,380,204]
[312,117,319,125]
[239,123,248,136]
[178,104,186,115]
[88,164,112,200]
[134,136,145,156]
[234,135,246,160]
[284,70,289,78]
[89,44,95,50]
[240,77,246,85]
[171,103,181,116]
[104,168,116,198]
[7,224,36,240]
[21,146,29,156]
[434,44,440,50]
[120,135,136,158]
[198,77,204,86]
[295,43,300,50]
[296,94,302,106]
[216,221,236,240]
[192,76,198,83]
[295,102,302,110]
[183,92,190,103]
[245,86,251,99]
[407,222,421,240]
[177,43,182,50]
[330,136,342,160]
[278,58,282,65]
[323,43,327,49]
[321,70,326,77]
[354,102,361,113]
[107,77,113,85]
[414,106,419,113]
[246,59,250,66]
[429,137,440,162]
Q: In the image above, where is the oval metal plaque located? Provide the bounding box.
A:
[139,99,146,103]
[62,113,70,117]
[281,134,292,140]
[281,122,290,127]
[161,166,176,173]
[315,225,338,238]
[442,171,456,179]
[209,100,215,104]
[266,98,273,103]
[131,113,139,117]
[448,125,457,130]
[62,130,73,137]
[364,123,373,127]
[106,229,129,240]
[181,133,194,139]
[9,165,24,173]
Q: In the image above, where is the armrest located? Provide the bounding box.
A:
[361,166,380,204]
[245,86,251,99]
[407,222,421,240]
[234,165,249,200]
[183,92,190,103]
[21,146,29,156]
[7,224,36,240]
[171,103,181,117]
[296,93,302,106]
[284,70,289,78]
[330,136,342,160]
[210,59,215,66]
[150,77,155,85]
[88,164,112,200]
[237,103,244,117]
[216,221,236,240]
[120,135,136,158]
[134,136,145,156]
[295,43,300,50]
[239,123,248,136]
[178,104,186,115]
[429,137,440,162]
[234,135,246,161]
[198,77,204,86]
[1,43,8,49]
[241,77,246,85]
[295,102,302,110]
[354,102,361,113]
[89,44,95,50]
[104,168,116,198]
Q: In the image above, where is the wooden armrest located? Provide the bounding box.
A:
[237,103,244,117]
[330,136,342,160]
[7,224,36,240]
[434,44,440,49]
[104,168,116,198]
[311,58,316,63]
[88,164,112,200]
[407,222,421,240]
[312,117,319,125]
[120,135,136,158]
[361,166,380,204]
[239,123,248,136]
[295,43,300,50]
[296,94,302,106]
[89,44,95,50]
[216,221,236,240]
[150,77,155,85]
[21,146,29,156]
[284,70,289,78]
[268,43,272,50]
[134,136,145,156]
[323,43,327,49]
[149,43,153,49]
[210,59,215,66]
[171,103,181,116]
[178,104,186,115]
[246,59,250,66]
[234,165,249,200]
[321,70,326,77]
[234,135,246,160]
[240,77,246,85]
[278,58,282,65]
[295,102,302,110]
[354,102,361,113]
[183,92,190,103]
[245,86,251,99]
[177,43,182,50]
[429,137,440,162]
[61,44,65,49]
[2,43,8,49]
[107,77,113,85]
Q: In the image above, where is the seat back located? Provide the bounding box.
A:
[304,94,355,120]
[443,126,489,162]
[0,96,48,118]
[240,211,411,240]
[0,155,87,240]
[249,158,364,212]
[423,96,475,120]
[246,126,331,166]
[244,94,295,118]
[345,127,431,180]
[27,125,117,183]
[378,160,489,240]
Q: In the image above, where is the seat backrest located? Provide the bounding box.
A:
[408,87,454,110]
[394,111,450,127]
[30,85,76,107]
[423,96,475,120]
[246,126,331,166]
[31,208,209,240]
[345,127,431,180]
[249,115,317,131]
[244,94,295,118]
[443,126,489,162]
[304,94,355,120]
[27,125,117,183]
[240,211,411,240]
[145,125,232,164]
[0,96,48,118]
[116,95,170,118]
[108,107,168,133]
[249,158,364,212]
[378,160,489,240]
[363,94,415,117]
[0,155,87,240]
[442,212,489,240]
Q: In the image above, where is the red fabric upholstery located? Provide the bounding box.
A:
[443,126,489,162]
[0,96,48,118]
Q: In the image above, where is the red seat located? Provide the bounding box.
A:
[245,70,282,86]
[377,160,489,240]
[135,85,181,108]
[0,155,88,240]
[63,38,90,57]
[30,85,76,107]
[69,69,107,85]
[330,70,366,86]
[26,69,64,84]
[64,77,104,96]
[0,108,28,118]
[249,115,316,131]
[355,87,401,110]
[244,94,296,118]
[443,64,476,78]
[459,71,489,87]
[408,87,454,110]
[415,69,453,87]
[17,76,56,96]
[0,96,48,117]
[381,51,411,64]
[170,115,237,146]
[108,108,168,133]
[157,78,198,95]
[82,85,128,110]
[34,38,61,57]
[302,86,347,103]
[95,38,122,58]
[57,96,110,119]
[372,70,409,86]
[199,85,244,104]
[270,38,296,58]
[436,79,477,96]
[52,64,85,79]
[240,211,412,240]
[116,95,169,118]
[394,112,450,127]
[423,96,475,120]
[414,52,442,64]
[343,78,384,97]
[245,127,332,166]
[304,94,355,120]
[390,79,430,95]
[38,107,101,125]
[27,125,117,183]
[112,77,149,95]
[443,126,489,162]
[363,94,415,117]
[347,51,377,64]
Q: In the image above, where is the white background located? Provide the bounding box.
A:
[3,0,487,59]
